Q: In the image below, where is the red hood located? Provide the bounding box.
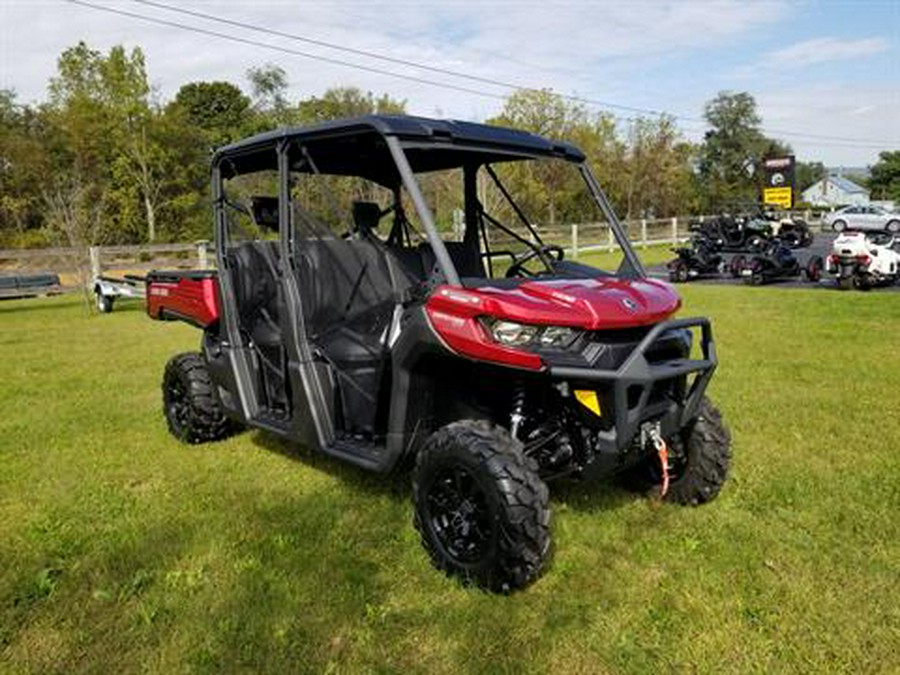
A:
[427,277,681,330]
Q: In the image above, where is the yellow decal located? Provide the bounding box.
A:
[574,389,601,416]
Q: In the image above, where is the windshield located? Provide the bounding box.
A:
[409,156,641,282]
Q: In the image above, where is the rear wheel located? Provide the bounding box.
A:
[669,260,689,283]
[886,220,900,234]
[162,353,236,444]
[856,274,874,291]
[744,262,763,286]
[412,420,550,593]
[803,256,823,282]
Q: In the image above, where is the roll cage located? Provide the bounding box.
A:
[211,115,645,290]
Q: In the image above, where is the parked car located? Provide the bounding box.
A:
[823,205,900,233]
[825,231,900,290]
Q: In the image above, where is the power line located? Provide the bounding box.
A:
[128,0,899,147]
[64,0,513,101]
[129,0,673,120]
[64,0,686,132]
[64,0,895,149]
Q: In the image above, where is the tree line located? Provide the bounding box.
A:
[1,41,897,249]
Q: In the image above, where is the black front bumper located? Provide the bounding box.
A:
[548,317,716,454]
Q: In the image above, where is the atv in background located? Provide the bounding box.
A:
[693,206,813,253]
[667,234,724,283]
[737,239,823,286]
[146,115,731,593]
[766,212,814,249]
[826,231,900,290]
[693,212,770,252]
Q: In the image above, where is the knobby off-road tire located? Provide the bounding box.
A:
[412,420,551,593]
[162,353,235,444]
[625,397,731,506]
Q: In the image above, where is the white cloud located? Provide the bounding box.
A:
[754,84,900,165]
[1,0,789,113]
[3,0,896,165]
[760,36,889,68]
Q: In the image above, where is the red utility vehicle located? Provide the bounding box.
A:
[148,116,731,592]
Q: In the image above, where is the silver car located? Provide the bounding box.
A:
[823,205,900,233]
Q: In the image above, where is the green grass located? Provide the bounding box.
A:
[1,285,899,674]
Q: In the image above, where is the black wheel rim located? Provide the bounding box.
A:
[426,465,495,564]
[165,375,190,436]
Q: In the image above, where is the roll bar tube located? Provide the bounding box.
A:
[385,136,462,287]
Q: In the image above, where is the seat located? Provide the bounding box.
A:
[228,241,288,412]
[295,237,397,435]
[416,240,485,280]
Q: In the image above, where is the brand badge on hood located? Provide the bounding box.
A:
[621,297,638,311]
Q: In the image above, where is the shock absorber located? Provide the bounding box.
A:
[509,384,526,440]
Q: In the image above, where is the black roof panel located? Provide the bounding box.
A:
[213,114,585,180]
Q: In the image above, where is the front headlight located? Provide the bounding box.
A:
[490,320,540,347]
[487,320,578,349]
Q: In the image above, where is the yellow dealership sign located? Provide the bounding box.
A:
[763,187,793,208]
[762,156,795,209]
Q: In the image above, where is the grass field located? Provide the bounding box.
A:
[1,280,899,674]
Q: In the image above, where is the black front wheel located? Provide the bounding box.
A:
[163,353,237,444]
[623,397,731,505]
[412,420,550,593]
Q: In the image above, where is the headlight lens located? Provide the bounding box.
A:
[490,320,540,347]
[487,320,578,349]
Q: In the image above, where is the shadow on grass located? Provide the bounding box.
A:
[248,430,411,500]
[249,428,639,515]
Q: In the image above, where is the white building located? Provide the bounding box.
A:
[802,175,870,207]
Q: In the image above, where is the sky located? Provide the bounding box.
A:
[1,0,898,166]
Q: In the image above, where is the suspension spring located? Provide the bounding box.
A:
[509,385,526,440]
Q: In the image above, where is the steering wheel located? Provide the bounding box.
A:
[505,244,565,278]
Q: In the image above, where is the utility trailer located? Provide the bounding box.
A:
[92,274,147,313]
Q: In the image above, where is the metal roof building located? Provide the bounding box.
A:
[802,175,870,207]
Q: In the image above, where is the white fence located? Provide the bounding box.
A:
[1,211,825,281]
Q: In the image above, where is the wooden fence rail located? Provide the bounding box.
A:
[1,211,825,279]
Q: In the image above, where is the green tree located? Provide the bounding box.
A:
[247,64,293,128]
[621,116,695,219]
[170,81,252,147]
[488,89,619,226]
[296,86,405,124]
[46,42,165,242]
[868,151,900,202]
[0,90,53,246]
[699,91,780,209]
